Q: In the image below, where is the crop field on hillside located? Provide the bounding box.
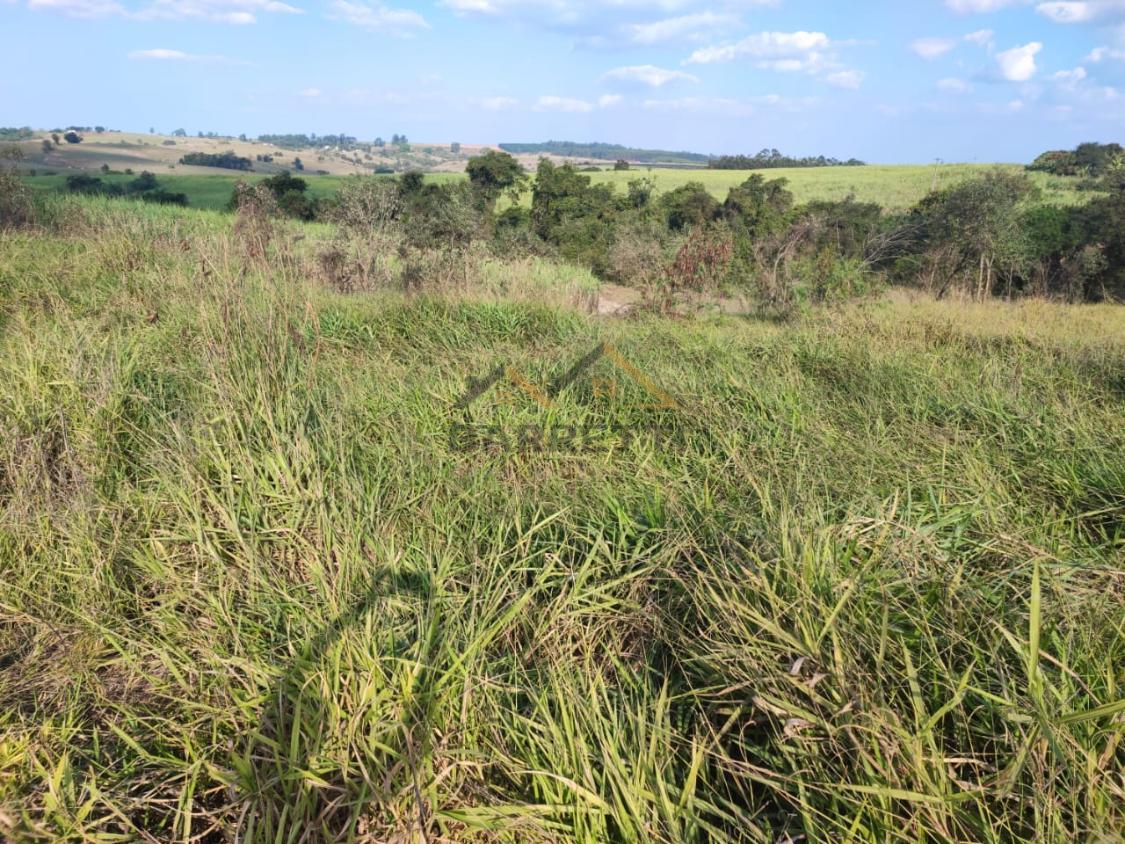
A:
[0,194,1122,842]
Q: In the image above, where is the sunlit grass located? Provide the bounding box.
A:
[0,197,1121,842]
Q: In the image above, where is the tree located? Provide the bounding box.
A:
[465,150,526,212]
[721,174,794,237]
[173,128,187,137]
[911,170,1037,299]
[614,159,630,171]
[128,171,159,193]
[450,142,461,154]
[530,160,619,272]
[41,139,53,153]
[293,156,304,171]
[63,131,83,144]
[660,182,719,231]
[95,126,105,133]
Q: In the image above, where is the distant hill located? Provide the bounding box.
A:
[499,141,711,166]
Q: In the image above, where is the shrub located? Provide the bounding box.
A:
[660,182,720,231]
[466,150,526,212]
[907,170,1038,299]
[231,181,278,261]
[607,221,677,297]
[180,151,253,170]
[0,146,34,229]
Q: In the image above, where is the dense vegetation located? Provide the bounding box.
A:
[61,170,189,206]
[0,186,1122,841]
[709,149,866,169]
[340,151,1121,305]
[258,133,360,150]
[500,140,712,165]
[0,126,35,141]
[1027,141,1122,178]
[179,150,253,170]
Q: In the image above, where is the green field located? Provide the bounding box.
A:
[22,163,1085,213]
[0,195,1122,842]
[591,164,1085,208]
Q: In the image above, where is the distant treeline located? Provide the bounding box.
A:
[1027,142,1122,178]
[258,134,359,150]
[709,149,866,170]
[179,151,253,171]
[499,141,710,166]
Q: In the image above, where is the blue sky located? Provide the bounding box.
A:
[3,0,1124,162]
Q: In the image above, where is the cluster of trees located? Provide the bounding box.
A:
[179,151,253,170]
[230,171,318,220]
[63,170,189,205]
[709,149,866,169]
[1027,142,1122,178]
[0,127,35,141]
[258,133,360,150]
[500,141,709,166]
[307,148,1123,305]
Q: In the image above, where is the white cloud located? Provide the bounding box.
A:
[129,47,240,62]
[1036,1,1125,24]
[996,42,1042,80]
[601,64,699,88]
[27,0,125,16]
[685,30,863,87]
[480,96,519,110]
[133,0,301,24]
[597,94,623,107]
[329,0,428,35]
[826,69,865,89]
[534,95,594,113]
[627,12,737,45]
[686,30,831,65]
[911,37,956,59]
[1052,66,1088,88]
[1086,45,1125,60]
[964,28,995,45]
[938,77,973,92]
[298,87,322,97]
[945,0,1022,11]
[29,0,302,22]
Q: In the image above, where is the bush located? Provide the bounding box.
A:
[660,182,720,231]
[231,182,278,261]
[63,131,82,144]
[139,189,189,206]
[180,151,252,170]
[0,147,34,229]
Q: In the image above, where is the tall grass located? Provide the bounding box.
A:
[0,197,1122,842]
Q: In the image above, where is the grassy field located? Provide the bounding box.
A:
[0,196,1122,842]
[21,163,1086,213]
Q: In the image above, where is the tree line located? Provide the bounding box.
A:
[227,145,1122,307]
[708,149,866,169]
